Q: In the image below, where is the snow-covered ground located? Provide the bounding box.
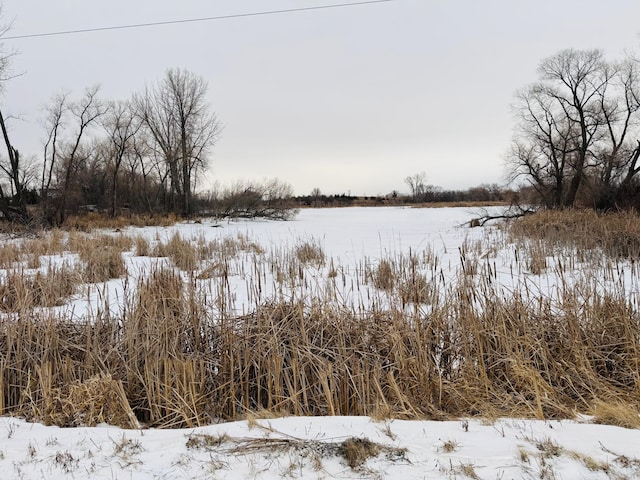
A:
[2,206,640,479]
[3,415,640,479]
[55,205,638,320]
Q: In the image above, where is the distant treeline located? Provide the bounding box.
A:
[297,183,516,208]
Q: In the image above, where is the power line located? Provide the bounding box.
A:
[3,0,394,41]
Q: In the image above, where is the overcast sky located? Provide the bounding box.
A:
[1,0,639,196]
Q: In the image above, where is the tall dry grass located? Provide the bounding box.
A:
[509,209,640,259]
[0,265,80,312]
[62,212,179,231]
[0,264,638,427]
[0,209,639,428]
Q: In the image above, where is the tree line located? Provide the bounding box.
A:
[299,182,513,207]
[3,42,640,225]
[0,68,228,226]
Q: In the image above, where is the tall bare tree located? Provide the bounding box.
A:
[41,92,69,209]
[0,6,28,222]
[41,86,107,224]
[509,49,640,209]
[102,99,141,216]
[510,50,601,207]
[404,172,427,202]
[593,58,640,203]
[137,68,222,216]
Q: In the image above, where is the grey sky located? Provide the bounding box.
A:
[2,0,639,196]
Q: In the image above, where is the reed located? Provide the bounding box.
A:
[0,209,639,429]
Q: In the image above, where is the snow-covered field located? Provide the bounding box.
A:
[1,206,640,479]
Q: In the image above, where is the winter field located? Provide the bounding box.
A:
[1,206,640,479]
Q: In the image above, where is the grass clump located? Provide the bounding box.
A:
[372,259,395,290]
[0,265,79,311]
[73,234,129,283]
[592,400,640,429]
[45,373,139,429]
[338,437,380,469]
[0,243,22,269]
[79,247,126,283]
[153,233,199,271]
[133,235,150,256]
[294,241,325,266]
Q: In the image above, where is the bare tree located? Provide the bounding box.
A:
[0,6,29,222]
[102,99,141,216]
[404,172,427,202]
[507,49,640,208]
[41,92,69,204]
[592,57,640,206]
[40,86,107,224]
[310,187,322,206]
[0,109,27,220]
[137,68,222,216]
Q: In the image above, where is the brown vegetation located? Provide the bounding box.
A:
[509,208,640,259]
[0,210,639,429]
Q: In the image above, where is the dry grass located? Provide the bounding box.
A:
[339,437,380,469]
[294,241,325,266]
[44,373,139,429]
[0,265,79,312]
[62,212,178,231]
[509,209,640,260]
[185,432,405,473]
[592,399,640,429]
[20,229,67,258]
[1,258,640,427]
[0,209,640,430]
[0,243,23,269]
[152,232,204,271]
[134,235,150,256]
[372,259,396,290]
[154,233,197,270]
[72,233,130,283]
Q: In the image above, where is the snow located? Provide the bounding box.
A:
[2,206,640,479]
[54,206,504,319]
[3,415,640,479]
